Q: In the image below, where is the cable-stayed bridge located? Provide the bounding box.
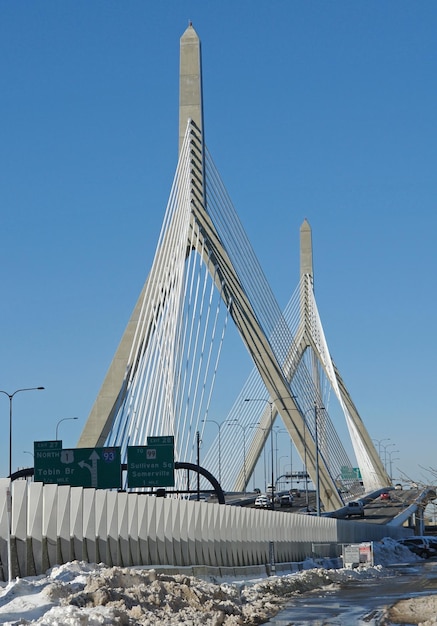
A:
[76,24,390,512]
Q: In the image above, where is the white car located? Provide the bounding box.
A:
[254,495,271,508]
[397,537,437,558]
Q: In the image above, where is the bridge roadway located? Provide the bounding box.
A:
[216,487,428,526]
[358,488,421,524]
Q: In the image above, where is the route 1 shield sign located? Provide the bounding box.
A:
[34,442,121,489]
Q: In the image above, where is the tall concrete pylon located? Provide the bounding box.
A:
[240,218,390,495]
[77,24,204,448]
[296,218,390,490]
[76,26,347,510]
[179,22,203,154]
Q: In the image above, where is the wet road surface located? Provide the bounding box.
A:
[267,561,437,625]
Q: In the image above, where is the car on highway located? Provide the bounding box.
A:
[345,501,365,518]
[254,495,271,509]
[380,491,391,500]
[428,537,437,554]
[397,537,437,558]
[280,494,294,507]
[269,493,281,505]
[300,506,317,514]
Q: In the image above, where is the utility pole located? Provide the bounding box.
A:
[196,430,201,501]
[314,403,321,517]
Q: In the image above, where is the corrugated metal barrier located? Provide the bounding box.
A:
[0,479,407,580]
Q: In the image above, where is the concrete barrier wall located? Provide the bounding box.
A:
[0,479,407,580]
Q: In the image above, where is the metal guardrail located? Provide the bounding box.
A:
[387,487,436,527]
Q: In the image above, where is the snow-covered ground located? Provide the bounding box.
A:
[0,537,434,625]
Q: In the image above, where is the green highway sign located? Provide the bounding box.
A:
[354,467,362,480]
[127,443,174,488]
[340,466,362,481]
[147,435,174,446]
[34,442,121,489]
[34,441,63,480]
[34,440,62,451]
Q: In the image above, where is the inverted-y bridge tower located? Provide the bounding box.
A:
[77,25,389,510]
[203,219,390,500]
[295,221,389,491]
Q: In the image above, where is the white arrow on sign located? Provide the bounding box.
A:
[78,450,100,488]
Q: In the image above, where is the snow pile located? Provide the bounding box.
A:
[373,536,421,566]
[0,537,426,625]
[387,595,437,626]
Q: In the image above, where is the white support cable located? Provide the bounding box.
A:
[126,134,190,382]
[202,281,230,415]
[175,227,202,457]
[202,278,360,492]
[205,149,284,341]
[102,122,375,501]
[108,126,195,459]
[304,287,383,491]
[192,279,220,427]
[181,262,204,461]
[189,259,211,426]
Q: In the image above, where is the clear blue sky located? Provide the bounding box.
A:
[1,2,436,484]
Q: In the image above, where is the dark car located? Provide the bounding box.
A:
[345,501,364,518]
[427,537,437,554]
[280,494,293,507]
[397,537,437,558]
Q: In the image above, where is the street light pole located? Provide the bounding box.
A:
[269,402,274,503]
[245,398,275,507]
[372,437,390,459]
[381,442,396,473]
[249,424,268,490]
[275,428,288,478]
[273,428,281,478]
[301,404,324,514]
[201,419,223,485]
[278,455,288,482]
[226,421,247,492]
[388,450,400,481]
[55,417,79,442]
[196,430,201,500]
[314,403,321,517]
[303,412,309,508]
[0,387,45,477]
